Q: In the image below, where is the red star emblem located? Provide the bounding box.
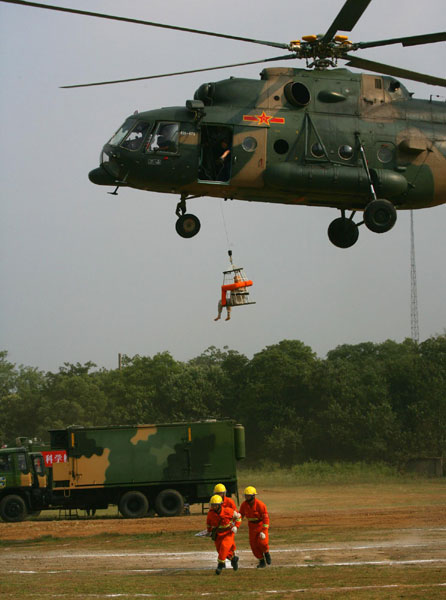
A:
[243,113,285,125]
[256,111,272,125]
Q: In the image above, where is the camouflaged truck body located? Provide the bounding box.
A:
[0,420,245,522]
[93,67,445,212]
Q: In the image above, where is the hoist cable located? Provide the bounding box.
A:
[219,200,232,251]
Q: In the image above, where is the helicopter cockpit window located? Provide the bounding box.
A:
[120,121,151,151]
[146,122,179,154]
[108,117,137,147]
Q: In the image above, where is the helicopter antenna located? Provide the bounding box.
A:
[410,210,420,343]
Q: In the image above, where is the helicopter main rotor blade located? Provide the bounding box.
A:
[344,55,446,87]
[60,55,296,89]
[357,31,446,50]
[0,0,289,50]
[322,0,372,43]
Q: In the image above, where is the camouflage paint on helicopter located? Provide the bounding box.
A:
[90,66,446,247]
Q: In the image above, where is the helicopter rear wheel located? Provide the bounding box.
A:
[327,217,359,248]
[175,213,201,238]
[364,199,397,233]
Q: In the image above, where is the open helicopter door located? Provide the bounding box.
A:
[198,125,233,183]
[221,251,255,309]
[230,126,267,188]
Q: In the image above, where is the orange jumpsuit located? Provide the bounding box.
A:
[222,495,237,511]
[207,505,240,563]
[239,498,270,560]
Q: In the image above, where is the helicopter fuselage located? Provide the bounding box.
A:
[89,67,445,245]
[90,67,446,211]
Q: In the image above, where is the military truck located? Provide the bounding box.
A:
[0,420,245,522]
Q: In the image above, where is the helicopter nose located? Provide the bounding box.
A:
[88,166,117,186]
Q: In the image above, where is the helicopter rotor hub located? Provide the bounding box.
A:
[290,37,355,67]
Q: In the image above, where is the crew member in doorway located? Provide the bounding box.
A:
[216,138,231,181]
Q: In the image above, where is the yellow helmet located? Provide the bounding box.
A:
[210,494,223,505]
[244,486,257,496]
[213,483,226,494]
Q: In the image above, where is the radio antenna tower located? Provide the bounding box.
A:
[410,210,420,343]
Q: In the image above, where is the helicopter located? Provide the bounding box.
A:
[3,0,445,248]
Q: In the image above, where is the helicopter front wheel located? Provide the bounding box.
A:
[175,213,201,238]
[328,216,359,249]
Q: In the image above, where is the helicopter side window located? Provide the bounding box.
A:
[121,121,151,151]
[146,122,179,154]
[108,117,137,147]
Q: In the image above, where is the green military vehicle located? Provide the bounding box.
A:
[0,420,245,522]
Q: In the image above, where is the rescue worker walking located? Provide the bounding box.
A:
[239,486,271,568]
[213,483,237,511]
[206,494,241,574]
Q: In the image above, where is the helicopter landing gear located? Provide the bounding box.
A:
[327,211,359,248]
[176,213,201,238]
[175,195,201,238]
[363,199,397,233]
[355,133,397,235]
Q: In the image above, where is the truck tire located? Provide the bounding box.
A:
[118,491,149,518]
[155,489,184,517]
[0,494,28,523]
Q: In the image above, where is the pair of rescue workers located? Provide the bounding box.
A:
[206,483,271,574]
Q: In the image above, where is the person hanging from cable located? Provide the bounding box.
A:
[214,251,254,322]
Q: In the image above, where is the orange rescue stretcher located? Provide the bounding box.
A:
[221,252,255,308]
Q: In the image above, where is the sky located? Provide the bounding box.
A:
[1,0,445,372]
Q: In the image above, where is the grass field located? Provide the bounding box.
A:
[1,467,445,599]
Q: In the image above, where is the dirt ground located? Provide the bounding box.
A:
[1,484,446,600]
[1,504,446,541]
[1,490,445,577]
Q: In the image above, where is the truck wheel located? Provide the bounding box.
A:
[0,494,28,522]
[155,489,184,517]
[119,491,149,518]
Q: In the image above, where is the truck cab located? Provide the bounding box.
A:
[0,447,48,522]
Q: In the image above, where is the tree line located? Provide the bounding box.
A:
[1,335,445,466]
